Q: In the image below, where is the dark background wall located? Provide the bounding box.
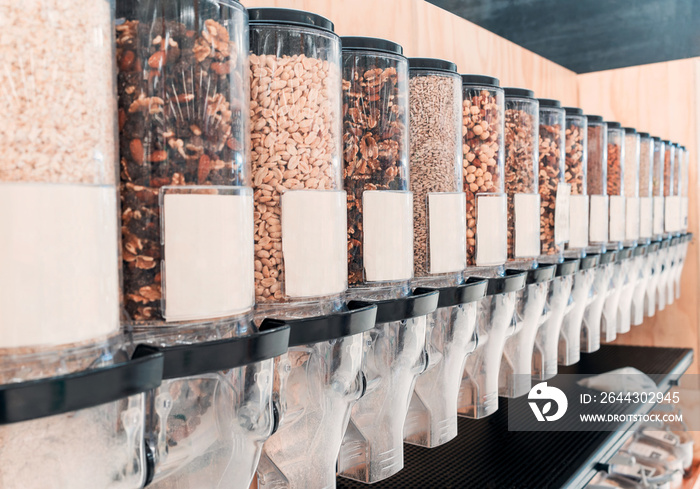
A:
[427,0,700,73]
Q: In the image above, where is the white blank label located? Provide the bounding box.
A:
[0,183,119,348]
[428,192,467,274]
[282,190,347,298]
[476,193,506,266]
[653,196,665,236]
[639,197,652,238]
[163,191,254,321]
[625,197,640,241]
[554,183,571,244]
[568,195,589,249]
[665,196,680,232]
[514,193,540,258]
[589,195,609,243]
[363,191,413,282]
[609,195,626,242]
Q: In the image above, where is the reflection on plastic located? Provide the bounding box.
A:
[559,268,596,366]
[581,262,614,353]
[533,275,574,380]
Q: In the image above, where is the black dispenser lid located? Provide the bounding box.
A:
[538,98,562,108]
[248,8,335,33]
[632,245,648,257]
[564,107,583,116]
[368,288,440,324]
[133,326,291,380]
[607,121,622,129]
[260,301,377,347]
[461,74,500,87]
[435,277,489,309]
[409,57,458,73]
[586,115,604,123]
[504,87,535,99]
[507,264,555,285]
[616,248,633,262]
[0,351,164,425]
[341,36,404,56]
[475,270,527,296]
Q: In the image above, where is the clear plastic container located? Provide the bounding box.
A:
[652,137,665,238]
[134,324,290,489]
[623,128,640,245]
[532,258,578,380]
[258,302,377,489]
[587,116,609,252]
[116,0,254,328]
[461,75,507,268]
[663,140,677,235]
[670,142,683,237]
[680,145,689,231]
[248,8,345,318]
[638,132,654,241]
[559,255,598,365]
[404,280,486,447]
[656,238,672,312]
[500,265,554,398]
[339,289,437,483]
[564,107,588,253]
[0,0,120,349]
[458,270,526,418]
[504,88,540,262]
[632,245,651,326]
[538,99,568,259]
[408,58,465,287]
[607,122,626,247]
[618,245,643,334]
[341,37,411,292]
[644,241,661,318]
[0,343,163,489]
[581,250,616,353]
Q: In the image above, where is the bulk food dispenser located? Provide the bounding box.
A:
[559,107,598,366]
[335,43,438,478]
[631,132,654,326]
[616,127,642,335]
[601,121,627,343]
[580,116,614,354]
[673,146,690,300]
[115,3,292,488]
[420,74,512,423]
[244,9,382,489]
[0,1,162,486]
[532,98,579,381]
[499,88,553,399]
[338,54,449,483]
[659,140,677,310]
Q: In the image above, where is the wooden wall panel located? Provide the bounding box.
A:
[578,59,700,374]
[241,0,579,104]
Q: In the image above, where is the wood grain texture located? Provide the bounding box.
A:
[241,0,579,104]
[578,58,700,374]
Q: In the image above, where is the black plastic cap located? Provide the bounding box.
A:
[649,242,660,253]
[586,115,604,123]
[564,107,583,116]
[555,258,580,277]
[478,270,527,296]
[133,325,291,380]
[606,121,622,129]
[660,238,671,249]
[409,57,457,73]
[341,36,403,56]
[259,301,377,347]
[0,351,164,425]
[538,98,561,108]
[436,277,488,309]
[662,139,672,145]
[248,8,335,33]
[652,136,662,142]
[504,87,535,99]
[671,237,680,246]
[580,254,600,270]
[519,264,556,285]
[623,127,637,134]
[461,74,500,88]
[638,132,650,138]
[371,288,440,324]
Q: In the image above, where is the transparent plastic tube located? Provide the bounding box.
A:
[532,259,578,380]
[586,116,608,254]
[618,249,643,334]
[581,251,615,353]
[500,266,554,398]
[652,138,665,239]
[632,248,652,326]
[564,107,588,254]
[602,250,630,342]
[405,279,486,447]
[559,256,597,365]
[458,271,526,418]
[645,242,661,318]
[606,122,625,248]
[623,128,640,246]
